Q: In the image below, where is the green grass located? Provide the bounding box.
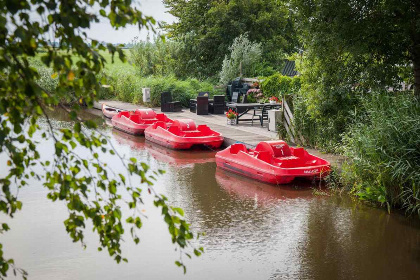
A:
[31,49,220,107]
[340,93,420,216]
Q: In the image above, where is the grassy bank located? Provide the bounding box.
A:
[100,68,220,107]
[34,50,220,108]
[340,94,420,215]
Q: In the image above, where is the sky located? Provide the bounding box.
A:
[86,0,175,44]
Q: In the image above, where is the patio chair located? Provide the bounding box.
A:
[231,92,239,103]
[209,95,225,114]
[196,96,209,115]
[190,92,210,114]
[161,92,182,112]
[251,104,281,126]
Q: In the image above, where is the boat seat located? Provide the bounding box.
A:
[197,124,211,132]
[292,147,306,158]
[156,113,170,122]
[119,111,131,118]
[230,143,247,154]
[130,114,142,123]
[152,121,167,129]
[255,141,292,158]
[135,109,157,119]
[256,151,272,163]
[173,119,197,131]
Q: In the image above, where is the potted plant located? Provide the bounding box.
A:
[226,109,238,125]
[269,96,279,104]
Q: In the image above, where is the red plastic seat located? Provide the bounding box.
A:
[256,151,272,163]
[230,143,247,154]
[172,119,197,131]
[255,141,292,158]
[135,109,157,119]
[292,147,305,158]
[119,111,131,118]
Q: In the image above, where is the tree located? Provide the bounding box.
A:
[292,0,420,96]
[0,0,200,278]
[219,34,262,84]
[164,0,298,78]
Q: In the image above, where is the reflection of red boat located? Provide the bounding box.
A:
[144,119,224,150]
[145,142,216,166]
[216,141,331,184]
[111,129,215,166]
[102,104,126,119]
[216,169,313,204]
[112,129,146,150]
[111,109,173,135]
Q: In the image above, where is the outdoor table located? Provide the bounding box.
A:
[226,103,282,124]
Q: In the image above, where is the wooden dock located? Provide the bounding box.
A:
[93,100,344,168]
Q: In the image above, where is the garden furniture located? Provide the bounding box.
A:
[252,104,281,127]
[190,92,211,114]
[161,92,182,112]
[226,103,282,125]
[209,95,225,114]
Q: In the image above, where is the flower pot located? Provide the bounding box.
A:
[227,118,236,125]
[269,100,276,104]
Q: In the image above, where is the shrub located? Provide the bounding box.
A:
[219,34,262,84]
[340,93,420,215]
[101,68,216,107]
[261,73,301,98]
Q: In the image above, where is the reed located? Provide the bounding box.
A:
[340,93,420,215]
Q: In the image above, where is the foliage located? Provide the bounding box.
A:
[291,0,420,96]
[291,51,363,152]
[340,93,420,216]
[261,73,301,98]
[129,35,180,77]
[0,0,199,278]
[219,34,262,84]
[164,0,298,78]
[100,68,217,107]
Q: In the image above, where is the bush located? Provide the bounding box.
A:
[340,93,420,215]
[260,73,301,98]
[101,68,217,107]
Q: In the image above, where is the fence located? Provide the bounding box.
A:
[281,95,305,145]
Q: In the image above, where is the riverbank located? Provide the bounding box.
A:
[93,100,344,169]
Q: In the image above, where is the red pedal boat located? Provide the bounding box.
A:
[102,104,125,119]
[111,109,173,135]
[215,141,330,184]
[144,119,224,149]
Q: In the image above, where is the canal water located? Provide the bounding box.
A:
[1,111,419,279]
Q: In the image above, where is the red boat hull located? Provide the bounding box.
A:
[145,119,224,150]
[111,109,173,136]
[215,141,330,185]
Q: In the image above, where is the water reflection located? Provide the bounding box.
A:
[1,109,419,280]
[112,129,216,167]
[215,169,314,205]
[298,197,420,279]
